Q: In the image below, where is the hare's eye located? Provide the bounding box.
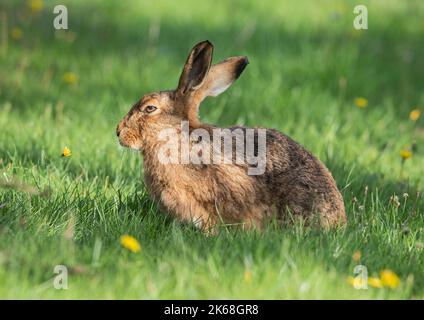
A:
[145,105,157,113]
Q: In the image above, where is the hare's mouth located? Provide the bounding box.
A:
[117,137,142,151]
[117,134,130,148]
[118,139,129,148]
[117,129,138,150]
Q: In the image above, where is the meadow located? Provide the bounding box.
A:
[0,0,423,299]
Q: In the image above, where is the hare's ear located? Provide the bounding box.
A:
[197,56,249,99]
[177,41,213,95]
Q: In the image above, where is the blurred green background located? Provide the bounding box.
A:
[0,0,423,299]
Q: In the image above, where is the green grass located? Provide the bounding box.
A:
[0,0,423,299]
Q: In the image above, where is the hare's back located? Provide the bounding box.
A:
[262,128,346,224]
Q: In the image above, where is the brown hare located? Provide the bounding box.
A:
[117,40,346,232]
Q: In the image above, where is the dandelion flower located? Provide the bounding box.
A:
[120,235,141,253]
[354,97,368,108]
[27,0,44,12]
[346,276,367,288]
[400,149,412,160]
[11,27,23,40]
[352,250,361,262]
[368,277,383,288]
[346,276,354,286]
[380,269,400,288]
[409,109,421,121]
[61,146,71,157]
[63,72,78,85]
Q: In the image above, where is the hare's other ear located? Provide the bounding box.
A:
[197,56,249,99]
[177,40,214,95]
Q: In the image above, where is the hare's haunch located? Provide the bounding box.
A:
[117,41,346,231]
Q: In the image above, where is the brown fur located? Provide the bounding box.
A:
[117,41,346,232]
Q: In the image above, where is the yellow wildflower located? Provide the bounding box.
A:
[400,149,412,160]
[409,109,421,121]
[63,72,78,85]
[27,0,44,12]
[354,97,368,108]
[11,27,23,40]
[368,277,383,288]
[120,235,141,253]
[352,250,361,262]
[346,276,367,288]
[61,146,71,157]
[380,269,400,288]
